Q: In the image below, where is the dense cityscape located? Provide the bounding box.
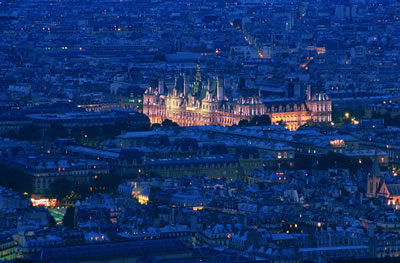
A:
[1,0,400,262]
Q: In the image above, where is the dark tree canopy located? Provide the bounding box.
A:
[62,207,75,228]
[238,119,249,126]
[162,119,179,127]
[249,115,271,126]
[154,53,166,61]
[18,124,42,141]
[91,173,121,193]
[151,123,161,129]
[46,123,68,141]
[239,115,271,127]
[0,164,32,193]
[318,152,373,175]
[48,178,73,200]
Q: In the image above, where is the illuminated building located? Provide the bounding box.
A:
[367,158,383,198]
[199,224,234,248]
[119,180,150,205]
[144,155,242,179]
[367,156,400,207]
[0,235,18,262]
[143,66,331,130]
[31,197,59,208]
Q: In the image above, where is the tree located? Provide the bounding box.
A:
[151,123,161,129]
[238,115,271,127]
[0,164,32,193]
[70,126,83,143]
[73,183,91,199]
[306,120,315,126]
[92,173,122,193]
[18,124,42,141]
[318,152,349,170]
[102,124,120,138]
[62,207,75,228]
[7,130,17,139]
[48,213,57,227]
[162,119,179,127]
[154,53,166,61]
[249,115,271,126]
[238,119,249,126]
[46,123,68,141]
[318,152,372,175]
[48,179,73,200]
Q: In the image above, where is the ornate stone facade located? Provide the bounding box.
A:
[143,68,332,131]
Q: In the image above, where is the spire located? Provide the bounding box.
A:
[372,150,380,177]
[195,63,202,82]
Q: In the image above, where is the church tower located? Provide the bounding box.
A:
[195,63,202,82]
[367,153,383,198]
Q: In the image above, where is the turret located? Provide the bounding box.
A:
[174,75,179,88]
[158,79,165,94]
[195,64,202,82]
[224,76,230,89]
[217,76,224,101]
[306,85,312,101]
[184,73,190,97]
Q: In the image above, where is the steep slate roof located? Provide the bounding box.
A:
[387,184,400,197]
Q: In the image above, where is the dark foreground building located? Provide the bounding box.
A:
[30,239,191,263]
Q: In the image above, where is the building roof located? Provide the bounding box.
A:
[31,239,189,261]
[387,184,400,197]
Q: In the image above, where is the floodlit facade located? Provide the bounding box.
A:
[143,68,332,131]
